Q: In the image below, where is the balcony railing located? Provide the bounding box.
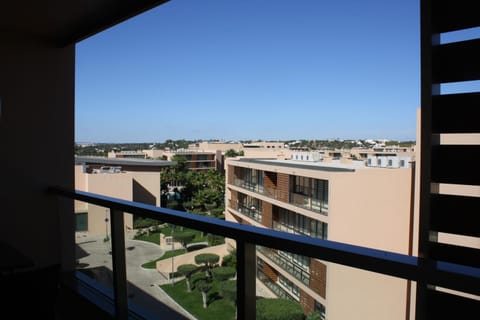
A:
[257,246,310,286]
[233,177,264,193]
[289,192,328,215]
[257,265,296,301]
[272,220,310,238]
[261,185,282,199]
[235,184,328,216]
[50,187,480,320]
[237,204,262,223]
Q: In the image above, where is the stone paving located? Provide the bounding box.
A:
[75,231,277,319]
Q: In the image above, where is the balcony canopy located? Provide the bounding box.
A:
[1,0,170,46]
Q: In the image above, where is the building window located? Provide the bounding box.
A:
[277,207,327,240]
[314,301,326,320]
[236,167,264,192]
[236,193,263,222]
[310,219,328,240]
[278,250,310,272]
[278,274,300,300]
[292,176,328,214]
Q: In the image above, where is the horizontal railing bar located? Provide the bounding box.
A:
[49,186,480,295]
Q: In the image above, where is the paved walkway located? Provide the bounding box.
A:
[76,233,196,319]
[75,231,277,319]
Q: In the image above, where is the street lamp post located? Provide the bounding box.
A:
[171,224,175,286]
[105,209,109,241]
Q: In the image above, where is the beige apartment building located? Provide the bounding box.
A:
[74,157,171,235]
[188,141,244,152]
[225,154,416,319]
[143,149,221,172]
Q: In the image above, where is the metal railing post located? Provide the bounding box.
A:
[110,209,128,320]
[237,241,256,320]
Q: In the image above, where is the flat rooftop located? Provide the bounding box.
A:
[233,158,364,172]
[75,156,175,167]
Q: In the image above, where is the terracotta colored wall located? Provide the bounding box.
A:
[277,173,290,202]
[227,165,234,184]
[263,261,278,282]
[300,289,315,314]
[264,171,277,188]
[262,201,272,228]
[310,259,327,298]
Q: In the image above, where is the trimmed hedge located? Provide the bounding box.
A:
[256,298,304,320]
[211,266,236,281]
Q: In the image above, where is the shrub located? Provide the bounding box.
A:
[204,202,217,211]
[172,231,195,248]
[220,280,236,303]
[210,207,225,217]
[256,298,304,320]
[221,250,237,268]
[133,217,159,229]
[212,266,236,282]
[195,253,220,276]
[306,311,322,320]
[177,264,198,292]
[207,234,225,246]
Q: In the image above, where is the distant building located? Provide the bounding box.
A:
[108,150,146,159]
[74,157,174,235]
[143,149,222,172]
[75,156,173,173]
[188,141,243,152]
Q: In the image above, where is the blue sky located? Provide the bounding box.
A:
[75,0,420,143]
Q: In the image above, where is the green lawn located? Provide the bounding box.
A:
[161,274,236,320]
[133,232,160,244]
[160,226,207,243]
[141,248,187,269]
[135,226,215,269]
[134,226,207,245]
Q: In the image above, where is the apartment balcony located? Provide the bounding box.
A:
[257,246,310,286]
[262,185,289,201]
[257,264,299,302]
[237,205,262,223]
[234,182,328,216]
[289,191,328,215]
[232,177,264,194]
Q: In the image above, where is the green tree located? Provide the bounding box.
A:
[166,200,180,210]
[171,155,189,172]
[256,298,304,320]
[225,149,241,158]
[207,233,225,246]
[210,207,225,218]
[306,311,322,320]
[212,266,236,282]
[177,264,198,292]
[220,279,237,303]
[196,279,212,309]
[182,201,194,211]
[222,249,237,268]
[194,253,220,277]
[204,202,217,214]
[172,231,195,249]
